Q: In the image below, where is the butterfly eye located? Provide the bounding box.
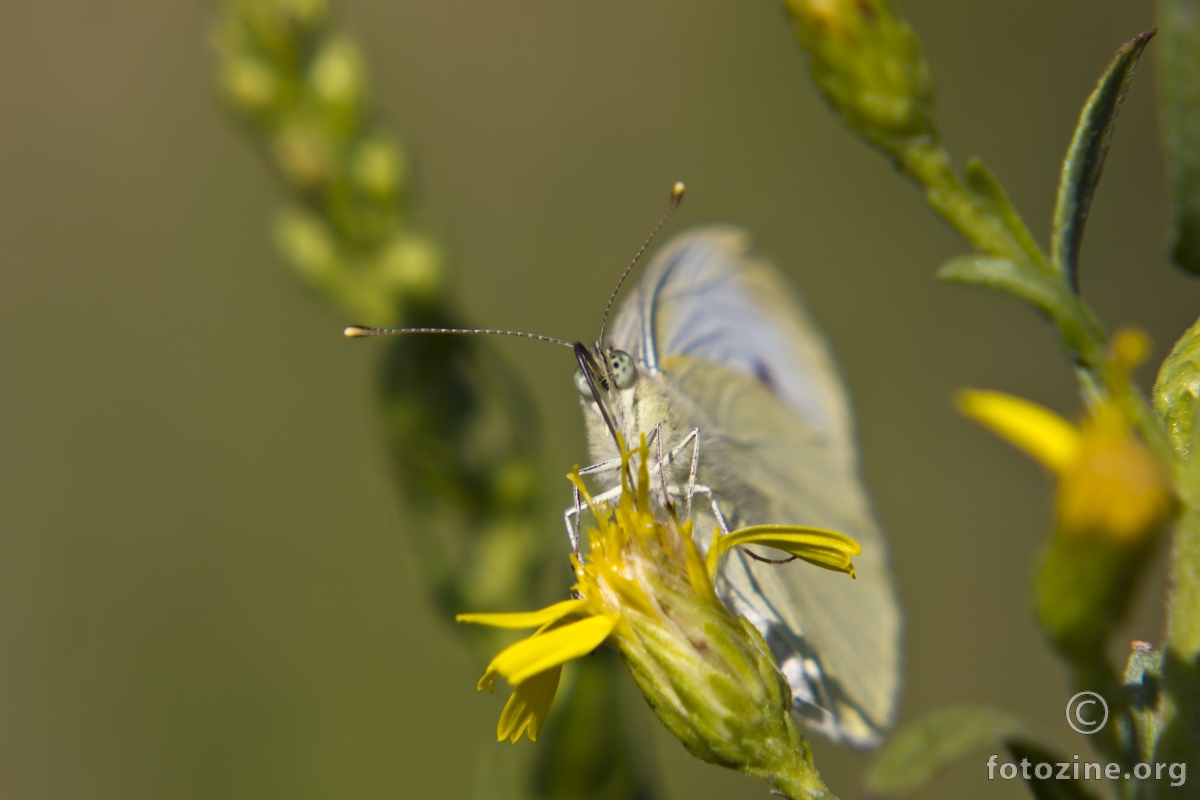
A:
[609,350,636,389]
[573,368,593,397]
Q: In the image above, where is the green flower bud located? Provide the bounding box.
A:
[617,560,830,800]
[350,135,406,201]
[784,0,933,156]
[274,206,338,285]
[459,439,857,799]
[239,0,329,54]
[376,235,442,303]
[308,36,367,133]
[273,121,336,190]
[218,55,280,120]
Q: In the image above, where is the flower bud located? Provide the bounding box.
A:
[309,36,367,131]
[1036,407,1172,655]
[376,235,443,304]
[614,539,830,799]
[274,206,338,285]
[784,0,933,155]
[218,55,280,120]
[459,438,856,799]
[958,387,1173,655]
[350,135,406,202]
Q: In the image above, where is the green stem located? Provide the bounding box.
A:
[769,759,838,800]
[900,141,1047,270]
[1167,503,1200,681]
[1150,504,1200,800]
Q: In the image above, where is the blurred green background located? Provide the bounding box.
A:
[0,1,1193,798]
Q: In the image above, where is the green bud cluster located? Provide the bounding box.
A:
[784,0,933,158]
[212,0,439,325]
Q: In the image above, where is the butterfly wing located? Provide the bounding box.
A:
[607,226,900,747]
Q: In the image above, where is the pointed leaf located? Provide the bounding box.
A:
[938,255,1065,317]
[1156,0,1200,275]
[868,706,1102,799]
[866,706,1027,794]
[963,158,1045,270]
[1052,31,1155,291]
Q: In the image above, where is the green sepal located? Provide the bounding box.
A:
[1051,31,1155,291]
[1035,534,1153,659]
[1154,313,1200,464]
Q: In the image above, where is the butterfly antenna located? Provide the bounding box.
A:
[596,181,685,344]
[344,325,573,348]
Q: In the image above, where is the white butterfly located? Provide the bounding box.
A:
[569,226,900,747]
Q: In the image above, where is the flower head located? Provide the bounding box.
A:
[957,389,1171,542]
[457,434,858,799]
[784,0,933,155]
[957,380,1173,653]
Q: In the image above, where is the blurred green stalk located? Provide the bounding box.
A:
[209,2,658,798]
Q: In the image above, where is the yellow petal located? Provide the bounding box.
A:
[496,666,563,743]
[477,668,500,693]
[567,469,611,539]
[456,599,589,630]
[1110,327,1150,371]
[684,536,721,605]
[957,389,1081,474]
[706,524,861,578]
[1057,419,1172,541]
[489,615,616,685]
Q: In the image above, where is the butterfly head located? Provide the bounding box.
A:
[573,340,638,447]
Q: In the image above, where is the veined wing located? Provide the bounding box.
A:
[608,227,900,747]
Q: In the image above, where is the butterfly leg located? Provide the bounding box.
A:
[567,457,622,552]
[687,482,731,537]
[562,482,626,555]
[563,427,670,554]
[650,423,675,510]
[659,428,701,520]
[569,485,583,556]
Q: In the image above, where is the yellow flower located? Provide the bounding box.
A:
[456,434,857,799]
[957,389,1171,542]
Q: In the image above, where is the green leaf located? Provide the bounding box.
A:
[937,255,1065,316]
[962,158,1045,270]
[869,706,1105,799]
[1153,313,1200,461]
[866,706,1027,794]
[1051,31,1154,291]
[1156,0,1200,275]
